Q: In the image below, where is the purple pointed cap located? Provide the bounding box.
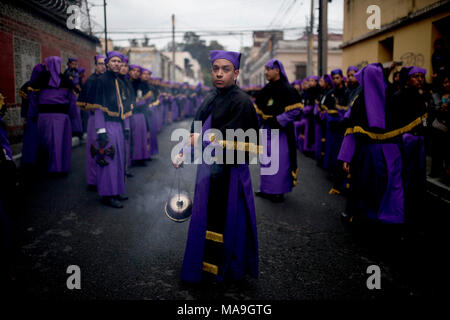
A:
[105,51,123,64]
[265,58,289,82]
[355,63,386,129]
[44,56,62,88]
[408,66,426,77]
[331,69,343,77]
[210,50,241,70]
[347,66,359,73]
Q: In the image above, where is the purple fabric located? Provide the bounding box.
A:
[355,63,386,129]
[86,114,97,185]
[310,75,319,82]
[37,113,72,172]
[44,56,62,88]
[0,116,12,160]
[349,142,404,224]
[145,107,159,157]
[78,67,85,74]
[265,59,289,82]
[22,91,39,164]
[408,67,427,77]
[301,104,315,152]
[181,115,258,283]
[68,57,77,64]
[260,125,293,194]
[129,65,141,72]
[105,51,123,64]
[331,69,343,77]
[347,66,359,73]
[95,121,126,196]
[321,74,333,88]
[141,68,151,75]
[338,134,356,163]
[131,113,150,160]
[210,50,241,69]
[30,63,45,83]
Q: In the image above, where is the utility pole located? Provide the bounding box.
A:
[103,0,108,54]
[318,0,328,76]
[172,14,176,81]
[84,0,92,35]
[307,0,314,76]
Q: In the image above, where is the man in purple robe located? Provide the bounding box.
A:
[314,74,333,167]
[128,65,151,166]
[338,63,405,224]
[93,51,132,208]
[119,57,134,177]
[28,56,81,174]
[20,63,46,167]
[139,68,159,159]
[388,66,430,225]
[323,69,350,194]
[77,54,106,189]
[254,59,302,203]
[173,50,260,283]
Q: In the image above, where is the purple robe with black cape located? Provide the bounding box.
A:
[387,75,428,224]
[322,84,350,193]
[254,77,302,194]
[93,70,132,196]
[139,81,159,157]
[181,84,260,283]
[28,57,81,173]
[338,63,405,224]
[77,71,103,185]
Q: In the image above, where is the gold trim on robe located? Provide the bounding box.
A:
[344,114,427,140]
[205,231,224,243]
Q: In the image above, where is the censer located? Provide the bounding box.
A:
[165,164,193,223]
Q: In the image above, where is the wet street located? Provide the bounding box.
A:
[5,118,448,301]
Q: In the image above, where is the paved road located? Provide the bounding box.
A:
[5,118,448,300]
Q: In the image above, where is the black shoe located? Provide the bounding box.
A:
[116,194,129,201]
[87,184,97,191]
[102,196,123,208]
[270,194,284,203]
[126,171,134,178]
[255,191,271,200]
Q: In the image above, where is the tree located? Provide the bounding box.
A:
[180,32,225,84]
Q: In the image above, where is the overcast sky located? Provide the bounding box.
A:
[88,0,343,51]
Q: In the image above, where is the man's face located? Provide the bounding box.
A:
[119,64,129,76]
[107,56,122,73]
[443,77,450,92]
[141,71,151,82]
[408,73,425,90]
[332,74,343,87]
[264,66,280,82]
[309,78,317,87]
[129,68,141,80]
[211,59,238,88]
[302,81,310,90]
[95,58,106,74]
[394,73,400,83]
[319,78,326,88]
[347,70,357,85]
[69,61,78,69]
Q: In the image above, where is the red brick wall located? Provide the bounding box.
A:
[0,31,15,105]
[0,14,97,105]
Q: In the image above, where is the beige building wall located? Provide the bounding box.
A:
[343,0,439,43]
[343,9,449,82]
